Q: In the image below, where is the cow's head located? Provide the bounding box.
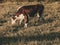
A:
[11,16,17,25]
[11,14,24,25]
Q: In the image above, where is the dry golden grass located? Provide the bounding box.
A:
[0,2,60,45]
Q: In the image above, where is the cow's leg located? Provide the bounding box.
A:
[36,12,41,22]
[39,11,44,21]
[37,12,40,18]
[19,14,24,25]
[24,15,28,28]
[36,11,44,22]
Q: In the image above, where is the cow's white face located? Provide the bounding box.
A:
[11,14,24,25]
[11,17,16,25]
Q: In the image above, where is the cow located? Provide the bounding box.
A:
[11,4,44,28]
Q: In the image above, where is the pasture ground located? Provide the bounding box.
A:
[0,2,60,45]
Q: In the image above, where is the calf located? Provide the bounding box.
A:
[11,4,44,28]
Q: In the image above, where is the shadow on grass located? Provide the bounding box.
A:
[0,32,60,44]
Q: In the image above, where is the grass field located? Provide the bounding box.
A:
[0,2,60,45]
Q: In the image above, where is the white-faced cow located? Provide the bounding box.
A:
[11,4,44,28]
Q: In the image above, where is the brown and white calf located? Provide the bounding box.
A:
[11,4,44,28]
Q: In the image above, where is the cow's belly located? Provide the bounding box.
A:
[29,11,37,17]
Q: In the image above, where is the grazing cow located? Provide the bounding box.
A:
[11,4,44,28]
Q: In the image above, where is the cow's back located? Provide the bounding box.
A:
[15,4,44,17]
